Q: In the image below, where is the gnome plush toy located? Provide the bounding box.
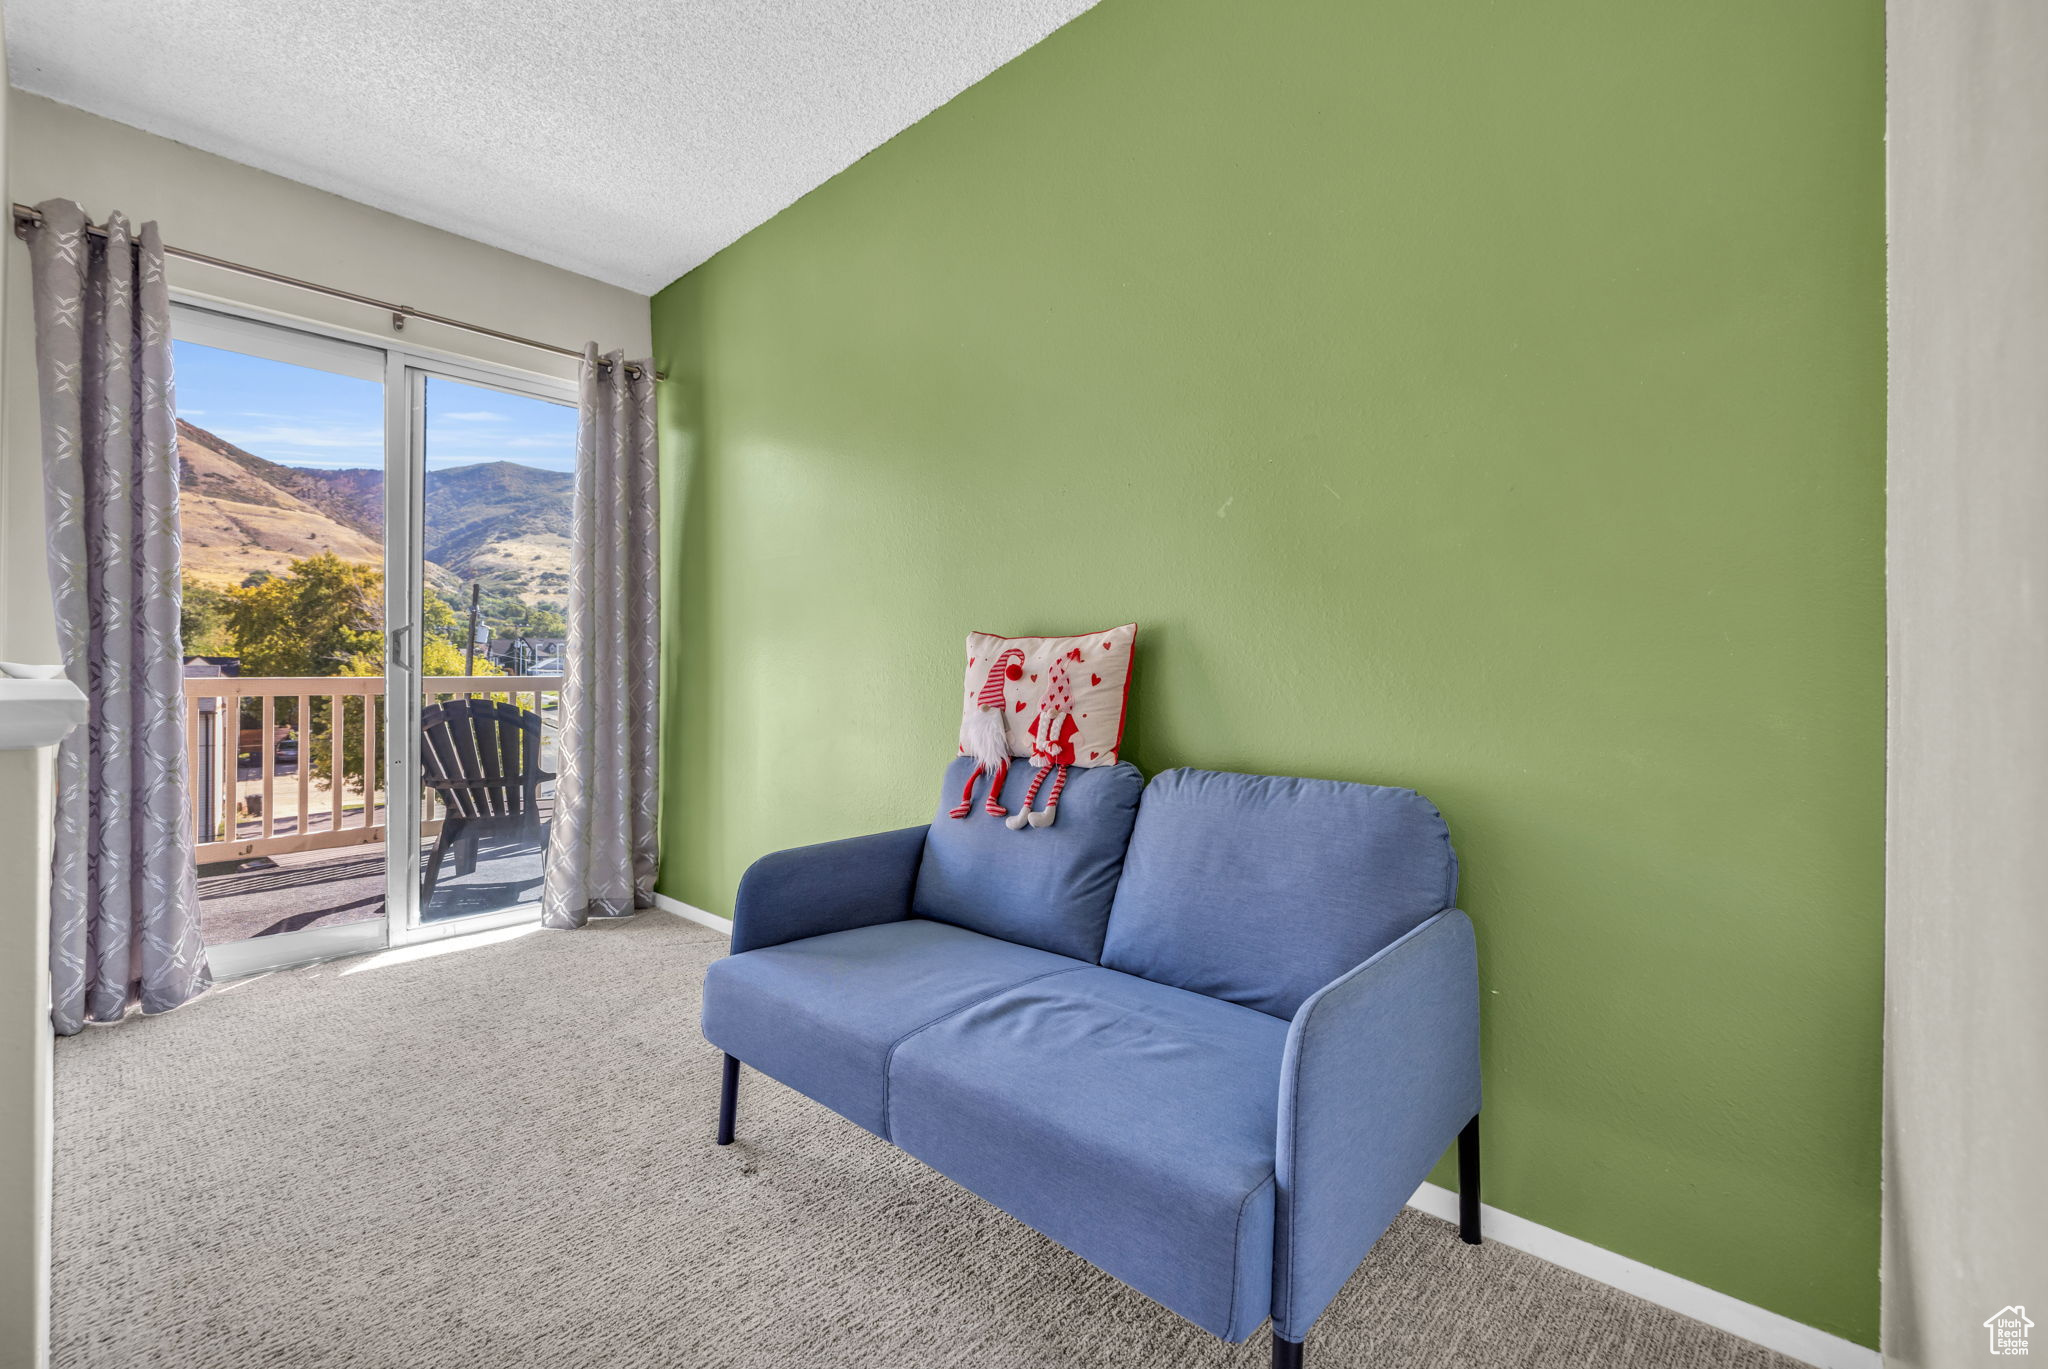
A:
[1008,659,1081,829]
[951,647,1026,818]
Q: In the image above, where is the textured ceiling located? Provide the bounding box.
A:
[3,0,1098,293]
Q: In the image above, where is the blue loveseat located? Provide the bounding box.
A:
[700,759,1482,1368]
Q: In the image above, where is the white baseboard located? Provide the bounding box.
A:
[1405,1183,1878,1369]
[654,893,733,936]
[655,897,1870,1368]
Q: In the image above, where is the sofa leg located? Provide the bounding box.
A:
[1458,1113,1482,1244]
[1272,1333,1304,1369]
[716,1054,741,1146]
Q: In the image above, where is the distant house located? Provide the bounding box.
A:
[487,636,565,673]
[488,636,565,657]
[182,655,241,678]
[1985,1306,2033,1355]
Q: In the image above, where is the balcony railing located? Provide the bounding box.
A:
[182,675,563,863]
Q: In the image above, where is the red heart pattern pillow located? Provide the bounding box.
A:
[959,623,1137,767]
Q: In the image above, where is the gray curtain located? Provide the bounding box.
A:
[25,199,210,1034]
[540,346,660,928]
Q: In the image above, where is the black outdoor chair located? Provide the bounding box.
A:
[419,697,554,903]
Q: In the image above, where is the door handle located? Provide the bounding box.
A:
[389,622,412,672]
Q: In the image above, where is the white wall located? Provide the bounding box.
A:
[0,90,650,1369]
[0,49,37,1369]
[0,744,52,1369]
[1885,4,2048,1365]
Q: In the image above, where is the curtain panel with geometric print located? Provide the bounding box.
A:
[24,198,210,1033]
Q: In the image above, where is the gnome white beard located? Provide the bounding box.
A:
[960,705,1011,772]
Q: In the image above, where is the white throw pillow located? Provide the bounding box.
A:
[958,623,1137,768]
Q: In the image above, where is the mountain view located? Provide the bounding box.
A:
[422,460,573,605]
[177,418,573,609]
[177,419,381,586]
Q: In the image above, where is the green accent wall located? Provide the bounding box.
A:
[652,0,1883,1346]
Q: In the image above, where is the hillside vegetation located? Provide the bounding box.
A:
[177,419,572,641]
[177,421,382,586]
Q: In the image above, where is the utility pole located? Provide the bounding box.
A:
[463,582,481,677]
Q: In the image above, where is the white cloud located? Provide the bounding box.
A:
[210,421,384,469]
[213,423,382,450]
[439,411,508,422]
[257,457,378,469]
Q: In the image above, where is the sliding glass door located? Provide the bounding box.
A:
[173,310,392,973]
[171,303,575,975]
[408,371,577,929]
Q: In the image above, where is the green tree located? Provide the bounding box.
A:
[225,552,383,677]
[420,634,475,678]
[424,591,463,645]
[179,578,236,656]
[222,555,382,790]
[516,604,568,639]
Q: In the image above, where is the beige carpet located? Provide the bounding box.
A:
[53,913,1801,1368]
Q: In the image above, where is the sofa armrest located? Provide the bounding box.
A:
[1272,908,1481,1340]
[729,825,929,955]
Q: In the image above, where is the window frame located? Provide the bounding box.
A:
[171,295,579,975]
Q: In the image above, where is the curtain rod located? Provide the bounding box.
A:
[11,202,662,382]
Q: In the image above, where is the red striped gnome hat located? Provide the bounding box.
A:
[976,648,1026,710]
[1035,659,1075,741]
[960,648,1026,772]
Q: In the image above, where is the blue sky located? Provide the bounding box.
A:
[173,340,578,474]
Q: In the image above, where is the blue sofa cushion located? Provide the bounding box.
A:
[912,757,1144,962]
[1099,768,1459,1019]
[887,966,1286,1342]
[700,919,1085,1137]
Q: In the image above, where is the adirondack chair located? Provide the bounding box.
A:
[419,697,554,903]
